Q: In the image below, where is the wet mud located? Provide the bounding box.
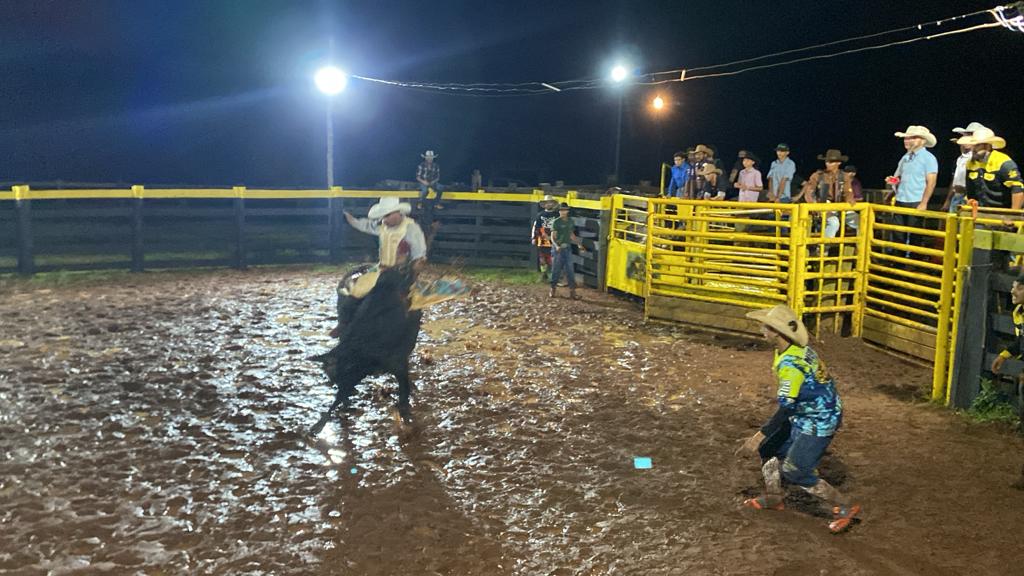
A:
[2,266,1023,575]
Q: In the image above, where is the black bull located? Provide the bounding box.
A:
[308,267,422,434]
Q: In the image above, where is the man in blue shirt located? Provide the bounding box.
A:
[667,151,690,197]
[767,143,797,202]
[890,126,939,259]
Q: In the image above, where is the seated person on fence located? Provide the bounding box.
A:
[332,197,426,337]
[799,149,856,238]
[989,273,1024,490]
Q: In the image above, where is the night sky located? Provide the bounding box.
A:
[2,0,1023,190]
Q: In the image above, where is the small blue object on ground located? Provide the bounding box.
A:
[350,467,358,475]
[633,457,652,469]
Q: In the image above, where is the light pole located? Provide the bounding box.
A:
[610,64,629,185]
[314,65,348,188]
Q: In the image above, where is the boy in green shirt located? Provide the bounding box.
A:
[549,203,585,299]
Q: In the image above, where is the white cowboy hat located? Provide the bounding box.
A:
[952,121,987,135]
[367,196,412,220]
[539,194,559,208]
[957,127,1007,149]
[421,150,438,159]
[894,125,937,148]
[745,304,809,347]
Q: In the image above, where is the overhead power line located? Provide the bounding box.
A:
[349,5,1017,97]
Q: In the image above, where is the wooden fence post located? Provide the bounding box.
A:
[949,247,992,409]
[14,186,34,276]
[131,185,145,272]
[598,196,611,291]
[233,186,247,270]
[329,186,343,263]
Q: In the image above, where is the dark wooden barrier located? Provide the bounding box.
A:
[2,194,613,278]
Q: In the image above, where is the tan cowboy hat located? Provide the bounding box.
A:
[817,149,849,163]
[539,194,559,208]
[693,144,713,155]
[746,304,809,347]
[367,196,412,220]
[894,125,937,148]
[697,163,722,177]
[952,121,987,135]
[957,127,1006,149]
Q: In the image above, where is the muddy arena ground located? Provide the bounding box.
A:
[2,266,1023,576]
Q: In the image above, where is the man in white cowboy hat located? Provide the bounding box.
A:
[416,150,443,216]
[344,196,427,269]
[888,126,939,259]
[942,122,987,213]
[332,197,427,337]
[960,127,1024,210]
[891,125,939,211]
[531,194,561,282]
[735,304,861,533]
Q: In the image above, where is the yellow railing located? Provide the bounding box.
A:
[1,185,606,210]
[637,195,967,402]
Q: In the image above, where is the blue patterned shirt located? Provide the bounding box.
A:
[773,344,843,437]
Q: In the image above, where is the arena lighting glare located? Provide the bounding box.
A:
[315,66,348,95]
[610,64,629,83]
[652,96,665,110]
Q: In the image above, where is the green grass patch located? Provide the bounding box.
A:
[460,266,540,285]
[967,378,1021,425]
[0,269,136,288]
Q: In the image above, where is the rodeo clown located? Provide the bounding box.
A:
[531,195,561,282]
[332,196,467,337]
[735,304,862,533]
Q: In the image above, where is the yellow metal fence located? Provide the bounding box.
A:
[632,196,964,402]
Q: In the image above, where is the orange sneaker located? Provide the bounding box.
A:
[828,504,862,533]
[741,496,785,511]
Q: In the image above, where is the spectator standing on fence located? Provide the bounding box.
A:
[735,304,862,533]
[683,147,698,199]
[549,202,585,299]
[690,145,712,199]
[532,195,560,282]
[767,144,796,203]
[989,272,1024,490]
[708,145,733,200]
[667,151,690,198]
[961,127,1024,210]
[471,169,482,191]
[801,149,855,237]
[416,150,443,217]
[942,122,986,213]
[889,126,938,259]
[736,153,763,203]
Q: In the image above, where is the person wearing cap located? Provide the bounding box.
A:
[667,151,692,198]
[728,150,749,191]
[961,127,1024,210]
[800,149,855,237]
[942,122,986,213]
[531,195,561,282]
[735,152,763,203]
[549,202,585,299]
[735,304,861,533]
[416,150,443,216]
[767,144,796,203]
